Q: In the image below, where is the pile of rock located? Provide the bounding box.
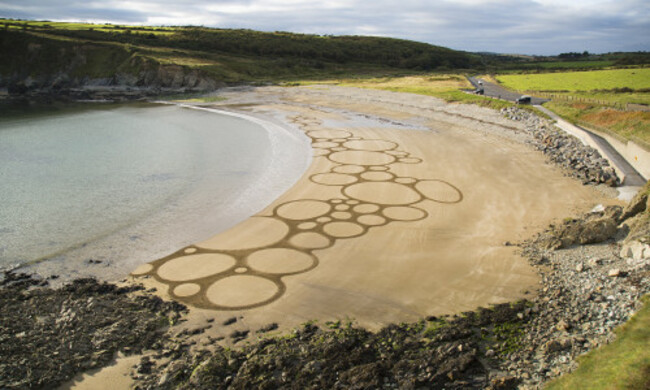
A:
[501,107,619,186]
[500,181,650,388]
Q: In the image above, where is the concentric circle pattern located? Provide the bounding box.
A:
[133,111,463,311]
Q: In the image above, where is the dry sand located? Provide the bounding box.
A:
[131,85,614,335]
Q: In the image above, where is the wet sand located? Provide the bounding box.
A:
[126,85,616,337]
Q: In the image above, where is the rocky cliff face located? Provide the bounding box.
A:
[0,31,220,98]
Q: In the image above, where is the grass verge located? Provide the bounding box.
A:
[545,294,650,390]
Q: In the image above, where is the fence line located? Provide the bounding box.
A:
[529,92,650,112]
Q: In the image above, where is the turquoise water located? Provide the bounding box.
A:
[0,103,309,280]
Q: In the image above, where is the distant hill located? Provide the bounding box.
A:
[0,19,481,95]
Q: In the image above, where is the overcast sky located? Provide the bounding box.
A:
[1,0,648,55]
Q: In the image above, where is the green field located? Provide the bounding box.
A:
[496,68,650,92]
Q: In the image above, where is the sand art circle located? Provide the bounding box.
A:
[174,283,201,297]
[313,149,330,157]
[290,232,331,249]
[131,263,154,276]
[307,129,352,139]
[353,203,380,214]
[357,215,387,226]
[386,150,408,157]
[395,177,417,184]
[383,206,427,221]
[346,200,360,205]
[158,253,236,282]
[344,182,422,205]
[329,151,396,166]
[335,204,350,211]
[323,221,364,238]
[298,222,318,230]
[343,139,398,151]
[184,247,197,254]
[317,216,332,223]
[369,166,389,171]
[415,180,463,203]
[276,200,332,220]
[234,267,248,273]
[312,141,339,148]
[332,211,353,220]
[360,171,394,181]
[247,248,315,274]
[311,173,358,186]
[333,165,365,174]
[206,275,280,308]
[198,217,289,250]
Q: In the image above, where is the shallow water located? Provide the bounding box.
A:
[0,102,310,280]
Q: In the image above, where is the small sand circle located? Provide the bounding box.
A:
[298,222,318,230]
[247,248,315,274]
[357,215,387,226]
[276,200,332,220]
[289,232,331,249]
[158,253,236,282]
[206,275,279,308]
[174,283,201,297]
[360,171,394,181]
[331,211,353,220]
[184,247,197,254]
[383,206,427,221]
[323,221,364,238]
[335,204,350,211]
[353,203,380,214]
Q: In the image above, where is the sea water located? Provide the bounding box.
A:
[0,102,310,280]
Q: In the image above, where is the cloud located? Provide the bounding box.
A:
[0,0,648,54]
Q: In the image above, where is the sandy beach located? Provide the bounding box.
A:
[126,85,616,337]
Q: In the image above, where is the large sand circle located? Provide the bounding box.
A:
[247,248,315,274]
[289,232,331,249]
[158,253,235,282]
[206,275,279,308]
[344,182,422,205]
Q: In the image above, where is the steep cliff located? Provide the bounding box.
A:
[0,30,218,96]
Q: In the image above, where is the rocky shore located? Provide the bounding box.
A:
[2,184,646,389]
[500,107,619,186]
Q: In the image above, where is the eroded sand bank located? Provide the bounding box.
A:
[132,85,614,334]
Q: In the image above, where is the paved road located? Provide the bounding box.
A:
[467,76,549,105]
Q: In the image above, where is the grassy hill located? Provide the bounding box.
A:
[0,19,481,93]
